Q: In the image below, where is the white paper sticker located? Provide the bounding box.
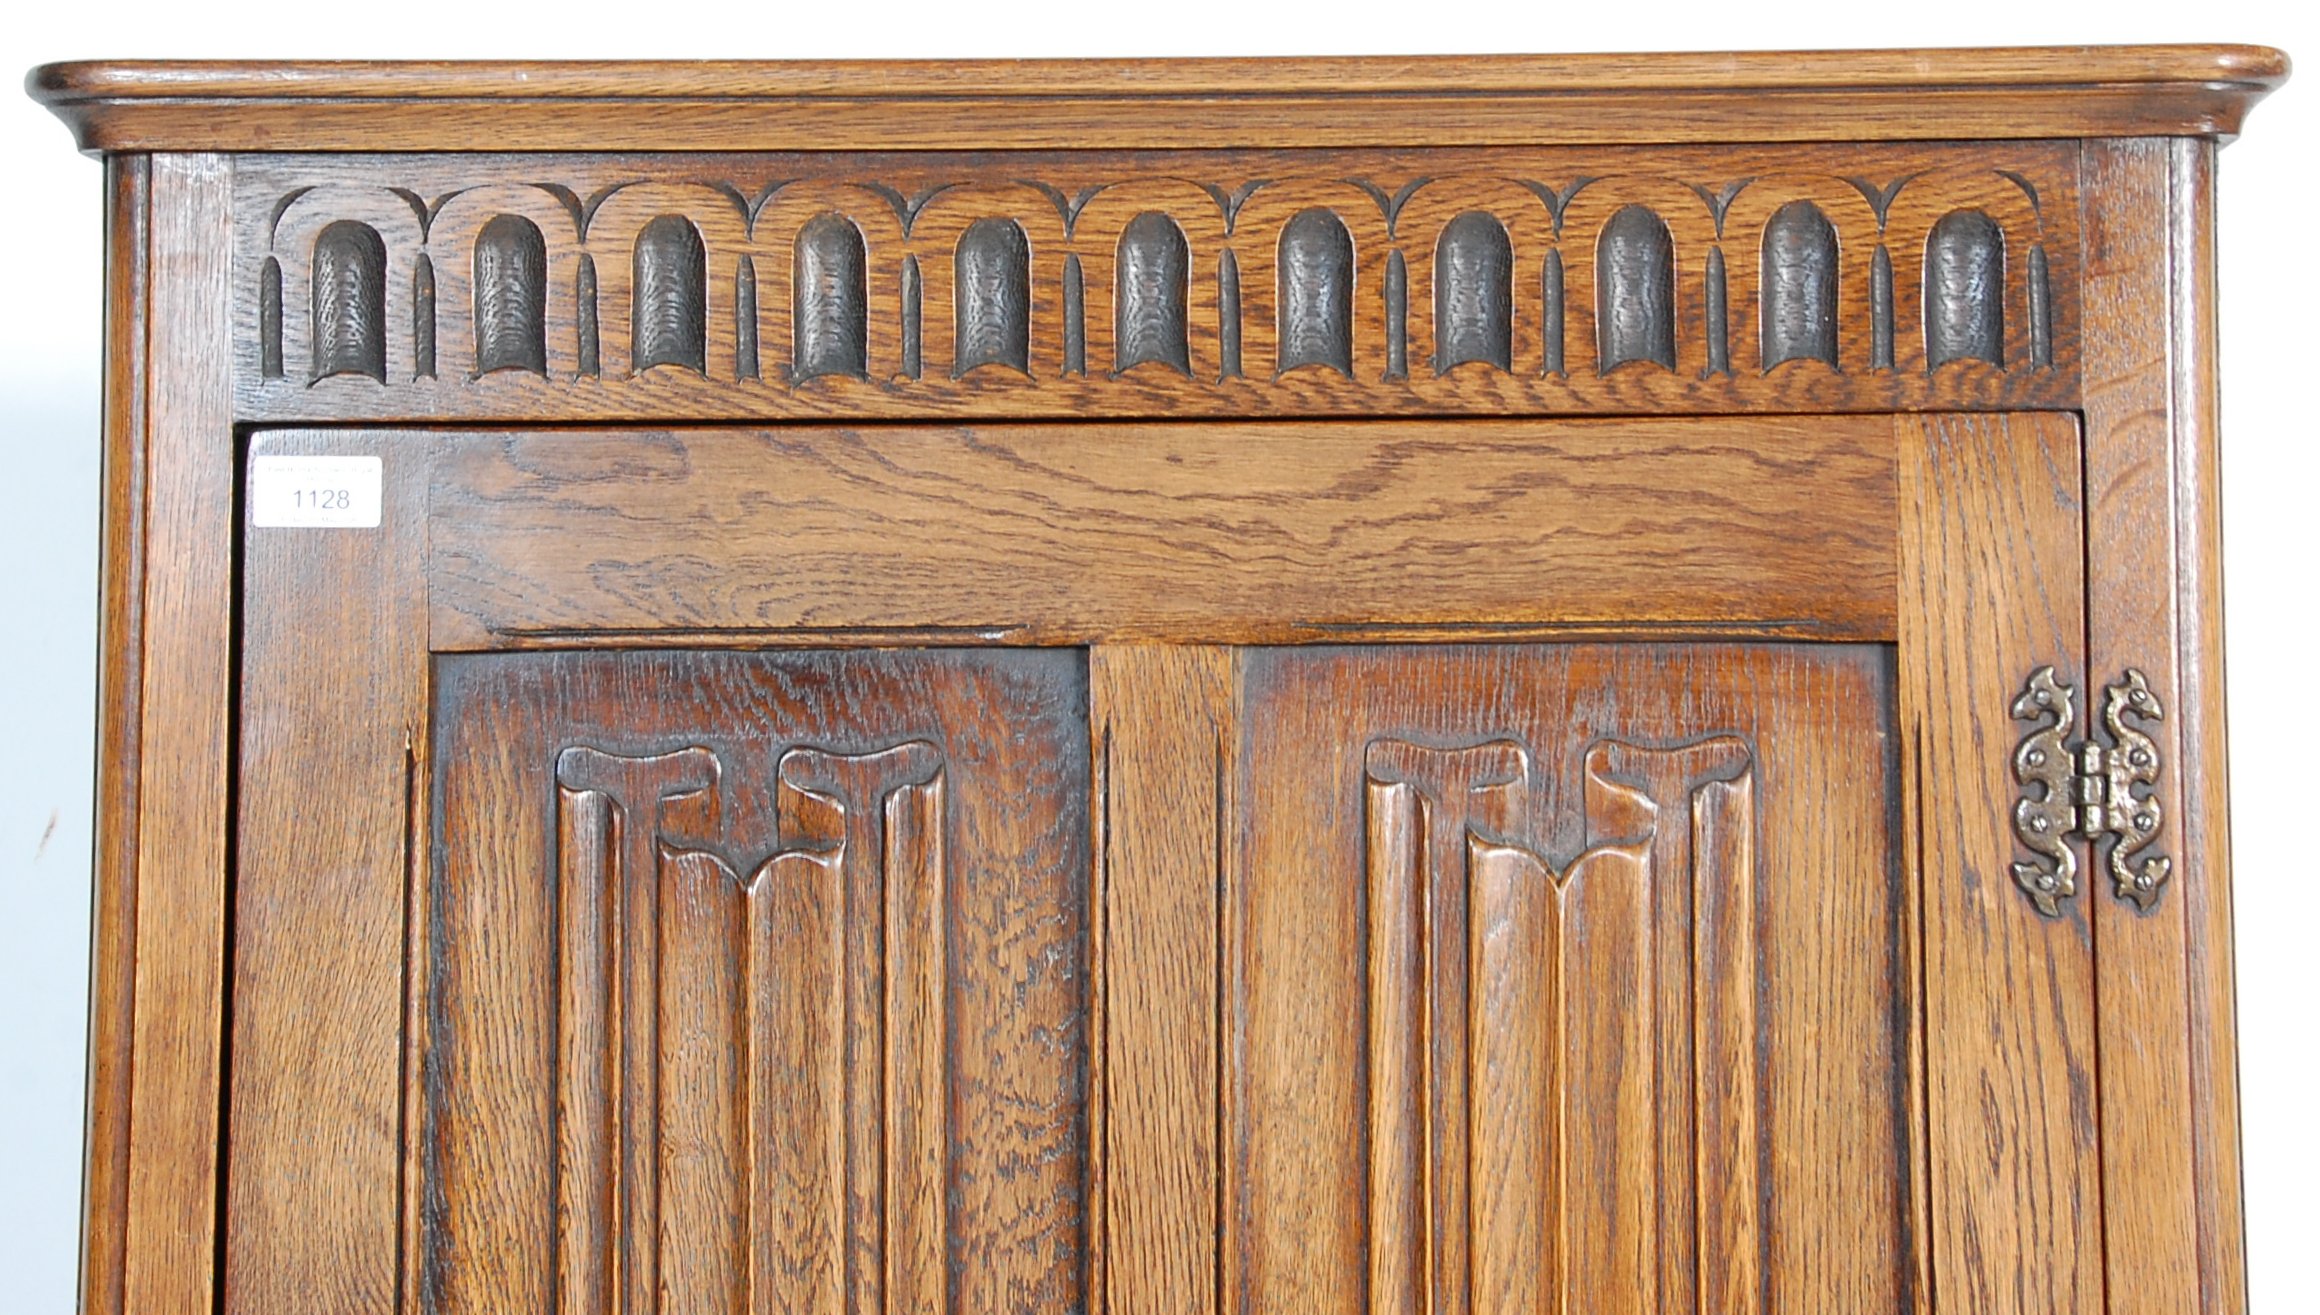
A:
[250,454,383,528]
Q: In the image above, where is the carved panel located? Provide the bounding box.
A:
[233,143,2079,419]
[1277,206,1353,375]
[310,219,386,382]
[474,213,549,376]
[1762,200,1840,369]
[1432,210,1513,373]
[954,217,1031,376]
[795,212,869,381]
[1597,203,1676,371]
[633,214,707,374]
[420,650,1090,1315]
[1115,210,1191,375]
[1233,644,1912,1313]
[1925,208,2005,368]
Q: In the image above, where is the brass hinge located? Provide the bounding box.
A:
[2009,666,2172,917]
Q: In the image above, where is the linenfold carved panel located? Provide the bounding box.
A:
[419,650,1090,1315]
[552,740,947,1315]
[1362,734,1757,1315]
[1232,644,1913,1312]
[231,143,2079,421]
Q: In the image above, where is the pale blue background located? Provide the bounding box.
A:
[5,6,2313,1310]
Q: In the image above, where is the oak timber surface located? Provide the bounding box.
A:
[418,418,1899,647]
[31,46,2289,151]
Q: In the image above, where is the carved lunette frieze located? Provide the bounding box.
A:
[1363,733,1758,1313]
[233,143,2079,421]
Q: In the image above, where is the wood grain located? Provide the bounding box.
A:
[421,649,1091,1315]
[224,432,429,1315]
[1090,648,1233,1315]
[422,419,1899,648]
[122,152,235,1315]
[1897,412,2101,1315]
[30,47,2289,152]
[80,150,147,1315]
[226,146,2081,424]
[2077,137,2206,1315]
[1230,642,1912,1314]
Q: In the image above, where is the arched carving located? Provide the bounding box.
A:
[954,217,1030,376]
[310,219,387,382]
[794,212,868,381]
[1115,210,1190,375]
[1277,207,1353,376]
[1597,204,1675,371]
[474,213,548,376]
[1433,211,1512,373]
[1761,200,1839,369]
[1925,209,2004,368]
[633,214,706,374]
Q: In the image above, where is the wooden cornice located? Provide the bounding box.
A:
[28,45,2290,154]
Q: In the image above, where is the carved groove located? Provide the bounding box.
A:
[1061,253,1085,376]
[575,253,600,377]
[310,219,387,383]
[1433,210,1513,374]
[1761,200,1839,369]
[259,256,283,379]
[1217,248,1242,380]
[1596,204,1676,371]
[633,214,707,374]
[900,254,922,380]
[954,217,1031,376]
[412,254,437,380]
[1276,207,1353,376]
[1869,245,1894,370]
[474,213,548,376]
[1925,208,2005,368]
[1383,249,1408,380]
[736,254,760,381]
[1540,250,1564,377]
[2028,244,2053,370]
[1115,210,1191,375]
[794,212,869,381]
[1703,246,1729,378]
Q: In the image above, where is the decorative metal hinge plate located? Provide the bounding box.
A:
[2010,665,2172,916]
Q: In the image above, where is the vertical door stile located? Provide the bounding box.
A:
[1897,411,2103,1315]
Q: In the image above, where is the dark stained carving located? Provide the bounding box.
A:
[1540,250,1565,377]
[900,253,922,380]
[1761,200,1839,370]
[794,212,868,381]
[259,255,283,379]
[575,253,600,377]
[954,217,1030,376]
[310,219,387,383]
[1217,248,1242,380]
[1702,246,1729,378]
[633,213,707,374]
[1383,249,1408,380]
[1114,210,1190,375]
[1061,253,1085,376]
[1596,204,1676,371]
[735,254,760,381]
[1275,206,1353,376]
[1432,210,1512,374]
[413,255,436,380]
[1925,208,2005,368]
[473,213,547,376]
[2028,243,2053,370]
[1870,245,1895,370]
